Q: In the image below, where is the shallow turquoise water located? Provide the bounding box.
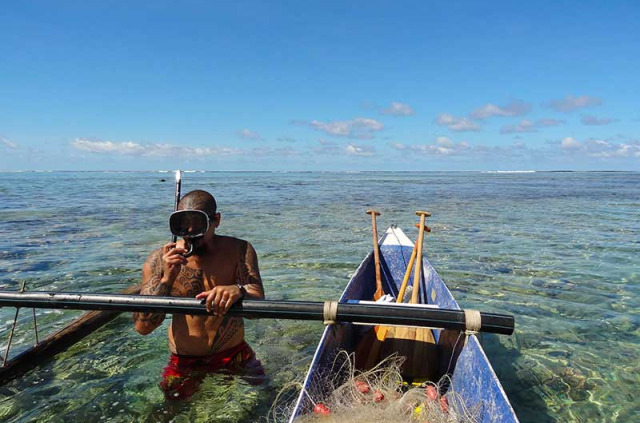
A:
[0,171,638,422]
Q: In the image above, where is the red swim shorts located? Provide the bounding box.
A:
[159,341,265,400]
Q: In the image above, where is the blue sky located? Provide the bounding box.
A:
[1,1,639,171]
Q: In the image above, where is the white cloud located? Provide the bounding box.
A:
[470,100,531,119]
[313,140,376,157]
[346,144,375,156]
[585,139,640,158]
[390,134,640,164]
[381,102,414,116]
[501,118,565,134]
[581,115,616,126]
[559,137,640,158]
[238,129,262,140]
[500,120,536,134]
[388,141,406,150]
[313,139,341,155]
[435,114,481,132]
[435,136,454,147]
[72,139,146,155]
[1,138,18,149]
[390,137,470,156]
[71,138,241,157]
[308,118,384,139]
[600,143,640,158]
[251,146,298,156]
[318,139,337,146]
[536,118,565,127]
[547,95,602,112]
[560,137,581,149]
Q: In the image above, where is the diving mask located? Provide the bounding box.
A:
[169,210,212,257]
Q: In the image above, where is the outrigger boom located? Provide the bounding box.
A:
[0,291,515,335]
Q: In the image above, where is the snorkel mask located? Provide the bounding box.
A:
[169,210,212,258]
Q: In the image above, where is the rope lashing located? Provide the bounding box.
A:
[323,301,339,325]
[464,309,482,336]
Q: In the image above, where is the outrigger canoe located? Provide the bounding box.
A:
[289,226,519,422]
[0,225,516,421]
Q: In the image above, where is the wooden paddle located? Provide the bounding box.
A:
[372,223,428,348]
[354,210,385,368]
[359,246,415,369]
[395,223,431,304]
[367,210,383,301]
[360,221,433,369]
[379,211,438,381]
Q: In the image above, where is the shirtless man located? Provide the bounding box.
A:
[133,190,265,400]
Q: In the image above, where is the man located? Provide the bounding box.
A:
[133,190,265,400]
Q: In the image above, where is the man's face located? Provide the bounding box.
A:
[170,210,210,238]
[191,213,220,252]
[170,210,220,255]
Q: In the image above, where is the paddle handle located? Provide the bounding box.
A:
[0,291,515,335]
[411,211,431,304]
[396,243,417,303]
[396,224,432,303]
[367,210,383,300]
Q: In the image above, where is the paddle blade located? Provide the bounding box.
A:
[379,326,438,382]
[354,325,382,369]
[354,324,393,371]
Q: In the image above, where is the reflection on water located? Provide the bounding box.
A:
[0,171,638,422]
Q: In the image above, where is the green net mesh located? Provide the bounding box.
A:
[266,352,483,423]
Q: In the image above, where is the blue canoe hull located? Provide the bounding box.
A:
[289,226,519,422]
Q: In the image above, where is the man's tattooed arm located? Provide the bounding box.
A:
[133,250,168,335]
[236,241,265,299]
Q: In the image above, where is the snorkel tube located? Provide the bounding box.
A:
[172,170,181,244]
[171,171,195,258]
[182,240,195,258]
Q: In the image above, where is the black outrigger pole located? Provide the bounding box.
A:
[0,171,183,385]
[0,291,516,336]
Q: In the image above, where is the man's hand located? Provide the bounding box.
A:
[161,242,188,284]
[195,285,243,316]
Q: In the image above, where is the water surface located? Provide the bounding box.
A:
[0,171,638,422]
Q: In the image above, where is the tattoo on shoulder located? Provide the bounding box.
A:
[236,241,260,286]
[141,249,169,296]
[150,249,163,273]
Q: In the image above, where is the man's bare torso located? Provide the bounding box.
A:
[144,235,259,355]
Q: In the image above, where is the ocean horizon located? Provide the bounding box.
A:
[2,170,638,173]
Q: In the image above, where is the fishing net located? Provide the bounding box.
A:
[266,351,482,423]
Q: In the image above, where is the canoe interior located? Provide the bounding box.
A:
[289,226,518,423]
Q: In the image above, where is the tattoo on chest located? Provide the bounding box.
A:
[177,266,204,297]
